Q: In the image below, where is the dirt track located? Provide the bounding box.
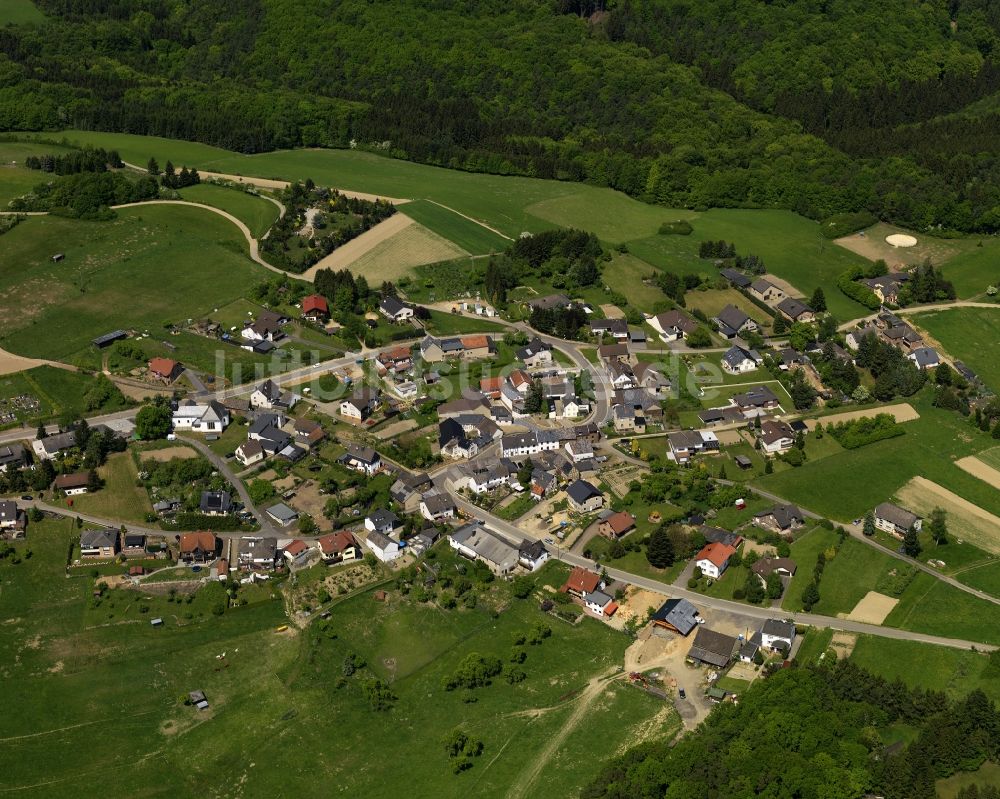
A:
[956,456,1000,491]
[0,347,75,377]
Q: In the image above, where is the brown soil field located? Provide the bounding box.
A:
[845,591,898,624]
[141,446,198,462]
[805,402,919,430]
[896,476,1000,555]
[955,456,1000,491]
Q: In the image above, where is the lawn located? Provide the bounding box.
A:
[885,571,1000,645]
[0,0,44,24]
[587,536,687,586]
[782,526,840,612]
[69,452,154,522]
[0,205,272,364]
[602,253,670,313]
[912,307,1000,392]
[850,635,1000,705]
[753,391,1000,522]
[421,309,510,336]
[810,538,905,618]
[955,561,1000,597]
[0,141,76,203]
[937,762,1000,799]
[178,182,280,239]
[794,628,833,665]
[398,199,509,254]
[684,287,771,327]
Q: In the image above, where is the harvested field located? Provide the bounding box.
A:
[140,446,198,462]
[955,456,1000,491]
[806,402,919,429]
[829,631,857,659]
[761,274,803,298]
[845,591,899,625]
[301,215,466,281]
[896,476,1000,555]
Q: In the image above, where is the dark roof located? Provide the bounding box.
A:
[200,491,232,514]
[714,304,750,332]
[751,557,798,578]
[380,295,408,316]
[761,618,796,640]
[651,598,699,635]
[732,385,779,408]
[518,539,548,560]
[699,525,742,548]
[688,627,738,668]
[80,528,118,549]
[566,479,601,505]
[755,503,804,529]
[720,268,751,288]
[776,297,814,319]
[874,502,919,530]
[92,330,127,347]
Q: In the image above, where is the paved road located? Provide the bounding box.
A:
[444,489,996,652]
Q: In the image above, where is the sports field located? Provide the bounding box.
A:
[0,204,271,363]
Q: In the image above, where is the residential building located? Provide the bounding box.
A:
[584,590,617,617]
[908,346,940,370]
[449,522,519,576]
[281,539,312,566]
[597,342,631,364]
[776,297,816,323]
[317,532,361,564]
[199,491,232,516]
[500,430,560,458]
[293,418,325,447]
[0,501,26,538]
[667,430,720,463]
[389,471,432,513]
[749,278,783,302]
[235,439,265,467]
[566,479,603,513]
[562,566,603,598]
[874,502,922,537]
[339,387,379,421]
[80,528,119,559]
[688,627,738,668]
[564,439,594,463]
[301,294,329,321]
[731,385,781,416]
[0,444,27,473]
[695,541,736,579]
[32,430,77,460]
[419,492,456,522]
[148,357,182,383]
[651,597,700,635]
[758,419,795,454]
[172,400,231,433]
[751,557,797,587]
[365,508,398,535]
[339,445,381,476]
[518,539,549,572]
[721,345,762,374]
[753,503,805,533]
[759,619,796,651]
[265,503,298,527]
[712,305,756,338]
[525,293,571,311]
[54,472,90,496]
[700,525,743,549]
[379,295,413,322]
[590,317,629,339]
[365,530,402,562]
[698,405,746,427]
[598,510,636,539]
[241,310,286,342]
[237,537,278,571]
[179,532,218,563]
[515,337,553,369]
[250,379,298,411]
[122,532,147,556]
[649,310,698,343]
[720,268,752,289]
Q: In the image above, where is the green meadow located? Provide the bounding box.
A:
[400,198,510,254]
[0,140,77,204]
[912,307,1000,392]
[0,0,44,26]
[177,183,281,239]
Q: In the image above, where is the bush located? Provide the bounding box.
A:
[658,219,693,235]
[819,211,877,239]
[828,413,904,449]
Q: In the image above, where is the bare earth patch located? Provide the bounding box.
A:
[834,222,962,268]
[0,346,69,376]
[955,456,1000,491]
[617,587,666,626]
[845,591,899,625]
[599,304,626,319]
[299,213,416,278]
[761,274,804,298]
[805,402,919,430]
[373,419,418,440]
[829,631,857,659]
[140,446,198,462]
[715,429,743,445]
[896,476,1000,555]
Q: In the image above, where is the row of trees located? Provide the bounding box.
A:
[24,146,123,174]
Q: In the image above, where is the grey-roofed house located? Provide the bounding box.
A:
[92,330,128,348]
[379,295,413,322]
[699,525,743,549]
[688,627,738,668]
[751,557,797,586]
[448,522,519,576]
[526,293,571,311]
[712,305,756,338]
[753,503,805,533]
[339,445,381,476]
[566,479,603,513]
[776,297,815,323]
[907,346,940,370]
[749,278,783,302]
[874,502,922,537]
[721,345,762,374]
[32,430,77,460]
[80,528,119,559]
[518,539,549,571]
[760,619,796,651]
[651,597,699,635]
[0,500,26,538]
[720,268,751,289]
[365,508,398,535]
[237,536,278,570]
[731,385,780,415]
[199,491,233,516]
[419,491,456,522]
[0,443,27,473]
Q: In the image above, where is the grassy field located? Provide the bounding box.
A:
[0,524,669,797]
[782,526,839,612]
[69,452,153,522]
[684,287,772,327]
[850,635,1000,704]
[978,445,1000,471]
[0,0,44,26]
[343,219,468,281]
[0,140,79,203]
[753,392,1000,522]
[422,309,510,336]
[178,183,280,239]
[937,762,1000,799]
[955,560,1000,597]
[885,571,1000,644]
[794,628,833,665]
[810,538,904,618]
[913,307,1000,391]
[399,199,509,253]
[603,253,670,313]
[0,204,272,366]
[0,366,132,426]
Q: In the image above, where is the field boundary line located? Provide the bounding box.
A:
[423,199,513,241]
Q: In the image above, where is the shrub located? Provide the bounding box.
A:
[658,219,693,235]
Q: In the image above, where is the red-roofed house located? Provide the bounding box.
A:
[460,335,493,359]
[148,357,182,383]
[179,532,219,564]
[561,566,603,598]
[317,532,362,564]
[509,369,532,393]
[597,511,636,539]
[301,294,329,321]
[695,542,737,580]
[282,539,312,565]
[480,376,504,399]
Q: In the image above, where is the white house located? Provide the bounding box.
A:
[235,439,266,467]
[250,379,298,410]
[364,508,398,535]
[694,542,736,580]
[500,431,560,458]
[339,446,381,477]
[565,439,594,463]
[518,539,549,572]
[448,523,519,576]
[365,530,401,562]
[584,590,616,617]
[379,296,414,323]
[171,400,230,433]
[758,420,795,454]
[759,619,796,651]
[721,345,762,374]
[419,492,456,522]
[873,502,922,537]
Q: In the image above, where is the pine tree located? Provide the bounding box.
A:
[809,286,827,311]
[801,581,820,610]
[902,525,922,557]
[764,459,773,474]
[645,526,675,568]
[147,157,159,175]
[862,511,875,536]
[928,508,948,546]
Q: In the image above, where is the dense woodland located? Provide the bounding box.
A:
[584,659,1000,799]
[6,1,1000,229]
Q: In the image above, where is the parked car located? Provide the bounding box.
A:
[20,494,32,501]
[678,688,686,699]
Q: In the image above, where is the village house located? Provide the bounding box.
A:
[317,532,362,564]
[845,324,879,352]
[0,501,27,539]
[364,508,399,536]
[720,268,752,289]
[338,445,382,476]
[339,387,379,421]
[366,529,402,562]
[237,536,278,571]
[32,430,77,460]
[199,491,233,516]
[584,590,617,617]
[419,334,495,362]
[667,429,720,464]
[861,273,908,305]
[235,439,266,468]
[281,539,312,567]
[390,471,432,513]
[375,344,412,375]
[753,503,805,533]
[293,418,325,447]
[461,460,517,494]
[265,503,298,528]
[564,439,594,464]
[748,278,784,302]
[250,379,298,411]
[526,293,572,311]
[700,525,744,549]
[54,472,90,496]
[731,385,781,417]
[651,597,700,635]
[874,502,922,537]
[300,294,329,322]
[500,430,561,458]
[562,566,603,599]
[648,309,699,343]
[80,528,120,559]
[751,557,797,588]
[419,492,456,522]
[379,295,414,323]
[612,403,644,434]
[566,479,603,513]
[688,627,738,668]
[148,357,183,383]
[590,317,629,340]
[179,532,219,563]
[907,346,940,370]
[122,532,147,556]
[776,297,816,323]
[712,305,757,339]
[449,522,520,576]
[721,344,762,374]
[172,400,230,433]
[758,419,796,454]
[759,618,796,651]
[598,510,636,539]
[695,541,736,579]
[241,310,287,343]
[881,323,923,351]
[516,337,553,369]
[518,539,550,572]
[597,342,633,367]
[0,444,27,473]
[698,405,746,427]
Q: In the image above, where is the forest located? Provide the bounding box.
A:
[583,659,1000,799]
[5,1,1000,230]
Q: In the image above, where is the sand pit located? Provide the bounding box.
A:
[886,233,917,248]
[896,476,1000,555]
[846,591,898,625]
[955,456,1000,491]
[140,446,198,462]
[805,402,919,430]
